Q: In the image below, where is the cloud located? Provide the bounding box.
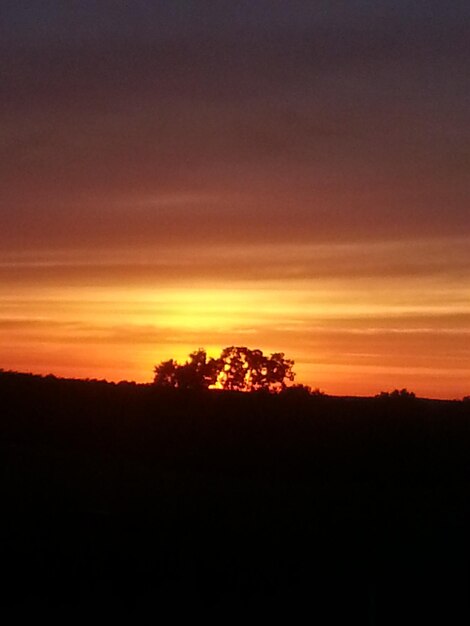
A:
[0,239,469,287]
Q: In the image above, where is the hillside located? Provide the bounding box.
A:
[1,370,469,619]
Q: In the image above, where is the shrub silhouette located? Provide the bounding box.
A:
[154,346,295,392]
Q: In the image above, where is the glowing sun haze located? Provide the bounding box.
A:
[1,2,469,398]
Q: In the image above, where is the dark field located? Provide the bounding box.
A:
[1,371,469,620]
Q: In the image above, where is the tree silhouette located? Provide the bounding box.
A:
[153,346,295,392]
[176,349,219,390]
[217,346,251,391]
[154,349,218,390]
[153,359,178,387]
[375,388,416,400]
[264,351,295,391]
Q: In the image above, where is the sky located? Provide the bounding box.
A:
[1,1,469,397]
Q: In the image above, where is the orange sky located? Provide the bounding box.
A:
[1,238,469,398]
[1,3,469,398]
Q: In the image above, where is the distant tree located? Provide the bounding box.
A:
[392,388,415,399]
[376,388,416,400]
[153,346,295,392]
[281,384,313,398]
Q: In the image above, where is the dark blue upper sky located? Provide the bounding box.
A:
[1,0,469,250]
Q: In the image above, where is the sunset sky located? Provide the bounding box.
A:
[1,1,469,398]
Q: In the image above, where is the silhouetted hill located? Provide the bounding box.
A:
[1,370,469,619]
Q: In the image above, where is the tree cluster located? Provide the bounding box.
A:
[153,346,295,392]
[375,388,416,400]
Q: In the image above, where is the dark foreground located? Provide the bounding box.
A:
[1,371,469,620]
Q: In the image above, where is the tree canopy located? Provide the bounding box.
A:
[153,347,295,392]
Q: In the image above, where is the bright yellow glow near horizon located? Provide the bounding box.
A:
[1,250,469,400]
